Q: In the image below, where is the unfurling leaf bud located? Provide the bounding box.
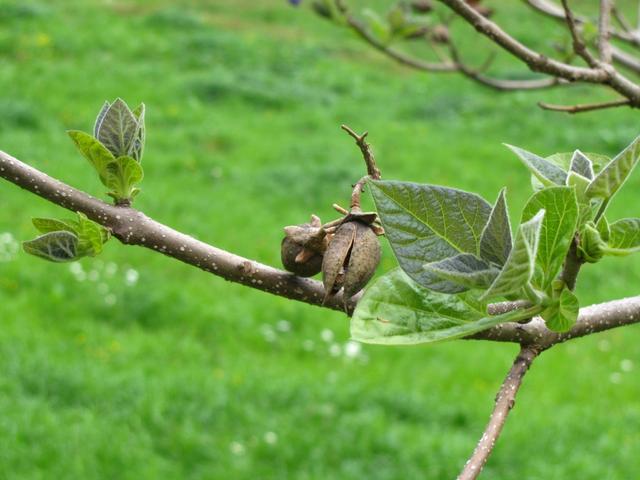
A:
[322,220,381,304]
[281,215,328,277]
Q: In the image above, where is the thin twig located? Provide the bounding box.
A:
[458,346,540,480]
[611,4,633,35]
[538,98,632,113]
[562,0,598,67]
[340,124,381,179]
[599,0,613,63]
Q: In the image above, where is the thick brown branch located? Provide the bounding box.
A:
[0,150,357,314]
[458,346,539,480]
[2,150,640,347]
[437,0,640,106]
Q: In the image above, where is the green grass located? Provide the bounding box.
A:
[1,1,640,478]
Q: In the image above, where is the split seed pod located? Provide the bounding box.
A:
[322,220,381,304]
[281,215,328,277]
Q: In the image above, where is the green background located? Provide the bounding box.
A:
[1,1,639,478]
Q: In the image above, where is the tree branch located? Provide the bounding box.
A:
[458,346,540,480]
[538,97,631,113]
[561,0,598,67]
[0,150,358,314]
[335,0,562,92]
[2,150,640,346]
[599,0,613,63]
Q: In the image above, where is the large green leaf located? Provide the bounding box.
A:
[351,269,540,345]
[67,130,116,183]
[480,188,512,266]
[369,180,492,293]
[480,210,545,300]
[23,231,79,263]
[521,187,579,291]
[586,135,640,201]
[95,98,139,158]
[423,254,499,291]
[603,218,640,255]
[506,144,567,186]
[542,288,579,332]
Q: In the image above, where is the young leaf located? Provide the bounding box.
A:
[368,180,492,293]
[23,231,79,262]
[131,103,146,162]
[577,222,606,263]
[93,100,111,138]
[542,288,579,332]
[566,171,593,226]
[67,130,116,183]
[586,135,640,201]
[351,268,540,345]
[521,187,579,291]
[76,212,110,256]
[32,217,78,235]
[569,150,594,179]
[423,254,499,291]
[95,98,139,158]
[103,155,144,200]
[603,218,640,255]
[480,188,512,266]
[505,144,567,186]
[362,9,391,44]
[481,210,545,300]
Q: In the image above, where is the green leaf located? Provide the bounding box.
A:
[103,155,144,200]
[542,288,579,332]
[386,5,406,32]
[131,103,146,162]
[506,144,567,187]
[362,9,391,44]
[480,188,512,266]
[596,216,610,241]
[569,150,594,179]
[586,135,640,201]
[95,98,139,158]
[423,254,499,292]
[32,217,78,235]
[369,180,492,293]
[351,268,540,345]
[67,130,116,183]
[76,212,110,256]
[603,218,640,255]
[521,187,579,291]
[481,210,545,300]
[23,231,79,263]
[577,222,605,263]
[566,171,593,226]
[93,100,111,138]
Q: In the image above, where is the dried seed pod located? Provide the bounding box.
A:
[342,222,381,299]
[281,237,323,277]
[280,215,327,277]
[322,220,381,304]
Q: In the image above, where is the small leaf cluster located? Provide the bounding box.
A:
[23,212,110,263]
[352,135,640,345]
[68,98,145,204]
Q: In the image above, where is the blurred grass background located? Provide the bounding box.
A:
[1,1,640,478]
